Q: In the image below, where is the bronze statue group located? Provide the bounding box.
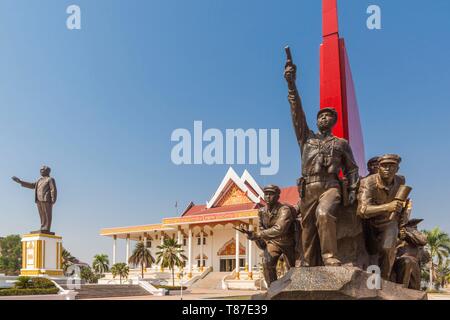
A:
[239,54,429,292]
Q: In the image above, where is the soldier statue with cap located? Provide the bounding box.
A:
[284,51,359,267]
[392,218,430,290]
[366,156,381,177]
[245,185,297,286]
[360,156,381,261]
[357,154,410,280]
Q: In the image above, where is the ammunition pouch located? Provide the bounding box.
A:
[340,177,350,207]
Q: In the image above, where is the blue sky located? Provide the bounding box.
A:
[0,0,449,263]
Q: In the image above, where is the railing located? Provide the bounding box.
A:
[138,280,166,296]
[221,267,267,291]
[50,280,78,300]
[182,266,212,287]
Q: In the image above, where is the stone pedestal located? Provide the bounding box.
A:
[253,266,427,300]
[20,233,64,277]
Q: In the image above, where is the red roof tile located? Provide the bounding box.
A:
[279,186,299,206]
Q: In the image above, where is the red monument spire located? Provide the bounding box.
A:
[320,0,367,175]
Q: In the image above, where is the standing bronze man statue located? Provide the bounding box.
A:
[245,185,297,286]
[12,166,57,234]
[357,154,409,280]
[284,48,359,267]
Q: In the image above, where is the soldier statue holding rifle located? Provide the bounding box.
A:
[235,185,297,286]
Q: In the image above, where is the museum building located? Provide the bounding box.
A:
[100,167,298,288]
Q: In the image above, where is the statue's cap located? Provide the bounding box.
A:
[368,156,381,165]
[317,107,338,120]
[263,185,281,194]
[405,219,424,228]
[379,154,402,165]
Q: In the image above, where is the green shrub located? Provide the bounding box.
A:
[13,277,56,290]
[31,277,56,289]
[14,276,32,289]
[0,288,59,296]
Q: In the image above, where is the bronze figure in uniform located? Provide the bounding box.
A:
[392,219,430,290]
[12,166,57,234]
[366,156,380,177]
[357,154,408,280]
[284,49,359,267]
[361,156,381,260]
[247,185,297,286]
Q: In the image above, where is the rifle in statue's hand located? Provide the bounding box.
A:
[233,226,267,250]
[285,46,293,66]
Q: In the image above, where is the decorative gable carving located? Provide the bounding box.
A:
[216,184,252,207]
[217,238,246,256]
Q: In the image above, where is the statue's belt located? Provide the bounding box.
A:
[303,174,338,184]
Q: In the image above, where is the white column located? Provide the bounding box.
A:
[235,227,240,279]
[177,228,182,246]
[210,230,214,270]
[126,234,130,265]
[200,229,204,271]
[188,227,193,278]
[142,234,148,274]
[245,226,249,272]
[177,227,182,275]
[248,224,253,279]
[112,235,117,265]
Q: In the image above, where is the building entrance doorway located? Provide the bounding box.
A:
[219,258,244,272]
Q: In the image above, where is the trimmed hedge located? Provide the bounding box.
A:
[0,288,59,296]
[14,276,57,290]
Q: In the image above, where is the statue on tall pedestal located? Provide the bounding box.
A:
[12,165,57,234]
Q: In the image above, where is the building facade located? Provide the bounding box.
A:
[100,168,298,283]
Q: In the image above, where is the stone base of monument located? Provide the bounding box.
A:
[20,233,64,277]
[252,266,427,300]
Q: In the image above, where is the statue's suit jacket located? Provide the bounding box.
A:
[21,177,57,203]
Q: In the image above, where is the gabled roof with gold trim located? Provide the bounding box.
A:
[181,168,264,218]
[99,168,299,237]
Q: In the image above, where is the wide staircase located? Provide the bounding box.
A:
[189,272,229,290]
[57,283,151,300]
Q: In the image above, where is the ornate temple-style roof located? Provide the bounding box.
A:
[100,168,300,236]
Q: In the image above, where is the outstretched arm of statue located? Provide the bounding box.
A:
[284,48,310,148]
[11,176,35,189]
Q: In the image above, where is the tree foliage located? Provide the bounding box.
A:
[0,235,22,275]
